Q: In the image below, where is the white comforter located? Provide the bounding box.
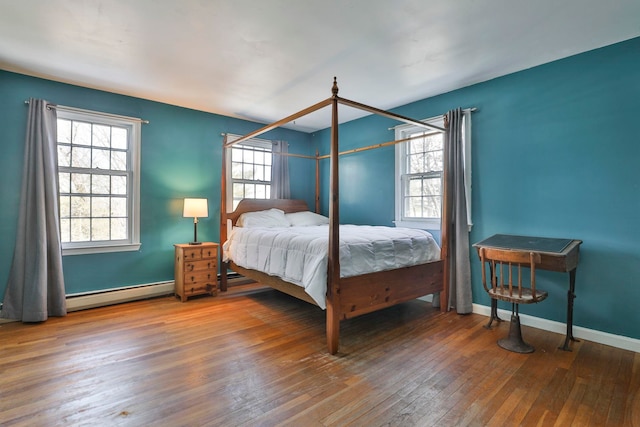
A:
[223,225,440,309]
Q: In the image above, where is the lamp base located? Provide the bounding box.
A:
[188,241,203,245]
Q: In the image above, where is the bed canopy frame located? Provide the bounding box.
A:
[220,78,451,354]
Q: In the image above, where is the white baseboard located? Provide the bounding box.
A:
[0,281,175,324]
[473,303,640,353]
[66,281,175,311]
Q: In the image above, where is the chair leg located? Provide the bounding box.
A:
[497,304,534,353]
[484,298,503,329]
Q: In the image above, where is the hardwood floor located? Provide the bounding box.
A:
[0,284,638,426]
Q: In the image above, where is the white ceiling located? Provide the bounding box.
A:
[1,0,639,132]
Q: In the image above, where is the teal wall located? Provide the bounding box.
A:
[313,37,640,340]
[0,71,315,297]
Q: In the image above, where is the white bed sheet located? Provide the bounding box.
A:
[222,225,441,309]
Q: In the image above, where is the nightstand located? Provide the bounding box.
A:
[174,242,218,302]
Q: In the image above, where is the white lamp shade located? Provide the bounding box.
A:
[183,198,208,218]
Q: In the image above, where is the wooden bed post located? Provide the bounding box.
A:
[315,149,320,213]
[327,78,341,354]
[220,134,229,292]
[439,116,451,311]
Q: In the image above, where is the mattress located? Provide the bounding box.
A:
[223,225,441,309]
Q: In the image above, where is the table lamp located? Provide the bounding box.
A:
[183,198,208,245]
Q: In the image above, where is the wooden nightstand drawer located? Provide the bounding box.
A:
[184,271,215,284]
[174,242,219,302]
[183,247,204,260]
[201,246,217,259]
[184,259,217,272]
[183,282,216,297]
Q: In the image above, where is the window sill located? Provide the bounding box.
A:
[62,243,141,256]
[393,219,441,231]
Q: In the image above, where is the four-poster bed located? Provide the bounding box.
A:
[220,78,451,354]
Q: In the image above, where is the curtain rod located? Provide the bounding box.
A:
[387,107,477,131]
[24,100,149,124]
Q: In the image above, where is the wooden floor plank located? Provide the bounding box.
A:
[0,284,636,426]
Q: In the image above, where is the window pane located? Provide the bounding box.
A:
[111,176,127,195]
[408,153,424,174]
[424,134,442,151]
[255,184,266,199]
[425,151,442,171]
[409,137,425,154]
[254,165,264,181]
[405,196,421,217]
[71,146,91,168]
[111,151,127,171]
[60,219,70,243]
[92,174,110,194]
[73,122,92,146]
[242,164,253,180]
[59,195,70,218]
[92,124,110,148]
[91,218,110,240]
[58,145,71,167]
[408,177,422,196]
[70,196,90,217]
[244,184,255,198]
[232,183,244,199]
[231,162,243,179]
[59,172,71,193]
[255,151,264,165]
[111,127,127,149]
[92,148,111,169]
[232,148,243,162]
[423,196,441,218]
[111,218,127,240]
[265,153,272,166]
[58,119,72,143]
[243,150,254,164]
[93,197,110,217]
[111,197,127,217]
[70,218,91,241]
[71,173,91,194]
[424,177,441,195]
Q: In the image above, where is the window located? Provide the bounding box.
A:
[395,116,445,230]
[56,107,141,255]
[225,134,273,211]
[394,111,472,230]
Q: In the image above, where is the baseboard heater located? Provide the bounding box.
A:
[66,272,249,312]
[66,281,176,312]
[0,272,257,321]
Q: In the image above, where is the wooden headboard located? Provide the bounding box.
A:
[221,199,310,243]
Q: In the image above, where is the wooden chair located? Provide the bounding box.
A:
[480,247,548,353]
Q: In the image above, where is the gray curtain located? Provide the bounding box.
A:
[271,140,290,199]
[2,99,66,322]
[444,108,473,313]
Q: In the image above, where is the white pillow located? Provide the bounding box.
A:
[236,208,290,228]
[285,211,330,226]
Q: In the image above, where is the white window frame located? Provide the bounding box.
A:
[394,111,472,231]
[225,134,273,211]
[394,115,446,230]
[56,106,141,256]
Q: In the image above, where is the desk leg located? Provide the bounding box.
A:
[560,268,579,351]
[484,264,502,329]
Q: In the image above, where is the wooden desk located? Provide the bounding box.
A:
[473,234,582,351]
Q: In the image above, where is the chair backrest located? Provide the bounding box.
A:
[480,247,544,303]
